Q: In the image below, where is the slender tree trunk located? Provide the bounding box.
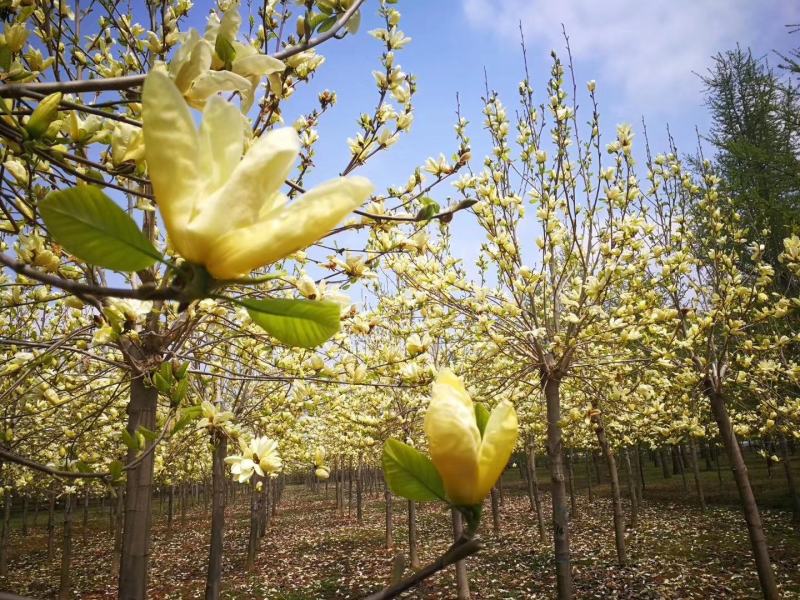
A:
[58,492,73,600]
[660,447,672,479]
[490,487,500,536]
[246,478,260,570]
[119,374,159,600]
[384,487,393,549]
[543,374,572,599]
[0,489,10,576]
[677,445,689,492]
[778,435,800,524]
[526,442,546,542]
[258,478,270,537]
[585,452,595,501]
[636,444,646,494]
[21,495,28,536]
[407,500,419,569]
[205,432,227,600]
[623,448,638,528]
[357,456,364,524]
[590,406,627,566]
[112,488,124,578]
[688,438,706,511]
[47,488,56,561]
[708,388,779,600]
[82,488,89,541]
[452,509,470,599]
[566,450,577,519]
[348,461,353,518]
[338,462,345,518]
[167,485,174,534]
[180,484,187,524]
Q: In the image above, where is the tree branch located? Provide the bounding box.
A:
[0,0,368,98]
[363,537,481,600]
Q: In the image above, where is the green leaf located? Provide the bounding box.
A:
[475,403,490,437]
[215,35,236,68]
[0,46,11,72]
[108,460,123,480]
[317,15,337,33]
[74,460,91,473]
[121,428,138,451]
[182,405,203,419]
[244,298,341,349]
[39,186,162,272]
[137,426,157,442]
[382,439,445,502]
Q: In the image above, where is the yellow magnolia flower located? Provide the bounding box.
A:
[167,9,285,110]
[424,368,518,506]
[142,71,373,280]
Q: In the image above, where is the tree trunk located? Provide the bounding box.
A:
[356,456,364,524]
[452,509,470,599]
[677,445,689,492]
[384,487,393,549]
[205,432,227,600]
[47,488,56,561]
[708,388,779,600]
[0,490,10,576]
[112,488,124,578]
[167,485,174,534]
[119,374,159,600]
[623,448,638,528]
[489,487,500,536]
[347,461,353,517]
[525,442,547,542]
[407,500,419,569]
[660,447,672,479]
[246,479,261,571]
[566,450,577,519]
[778,435,800,524]
[58,492,73,600]
[688,437,706,511]
[590,406,627,566]
[543,375,573,599]
[585,452,594,501]
[21,494,28,536]
[258,478,270,537]
[83,488,89,541]
[636,444,646,493]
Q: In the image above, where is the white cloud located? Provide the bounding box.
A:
[462,0,792,117]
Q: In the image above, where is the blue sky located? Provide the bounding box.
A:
[277,0,798,271]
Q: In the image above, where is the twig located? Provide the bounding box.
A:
[0,447,109,479]
[0,0,368,98]
[0,251,178,300]
[363,537,481,600]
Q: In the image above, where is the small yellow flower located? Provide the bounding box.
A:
[424,368,518,506]
[142,71,373,280]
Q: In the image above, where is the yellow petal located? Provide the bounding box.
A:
[142,71,201,263]
[476,400,519,500]
[196,95,244,197]
[424,368,481,506]
[188,127,298,242]
[173,38,212,94]
[205,176,372,279]
[233,53,285,78]
[184,70,250,109]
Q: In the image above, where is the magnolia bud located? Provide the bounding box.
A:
[25,92,62,139]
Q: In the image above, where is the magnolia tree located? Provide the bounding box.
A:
[0,1,477,598]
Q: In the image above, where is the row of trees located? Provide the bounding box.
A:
[0,1,798,599]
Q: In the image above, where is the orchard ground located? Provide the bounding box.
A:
[2,448,799,599]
